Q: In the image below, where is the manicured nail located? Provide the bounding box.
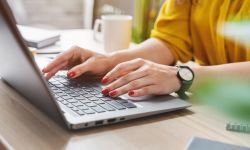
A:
[102,88,110,95]
[128,91,135,96]
[109,90,117,97]
[67,71,76,78]
[101,78,109,84]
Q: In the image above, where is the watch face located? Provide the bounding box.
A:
[179,68,194,81]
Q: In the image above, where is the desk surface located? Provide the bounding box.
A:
[0,29,250,150]
[0,79,250,150]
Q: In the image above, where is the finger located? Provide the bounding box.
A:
[42,50,74,73]
[128,85,160,97]
[67,58,93,78]
[43,46,89,73]
[44,61,68,80]
[102,58,145,84]
[104,68,148,93]
[108,76,153,97]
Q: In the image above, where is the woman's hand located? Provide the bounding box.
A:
[101,58,181,98]
[42,46,113,80]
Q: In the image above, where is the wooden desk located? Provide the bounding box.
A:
[0,79,250,150]
[0,29,249,150]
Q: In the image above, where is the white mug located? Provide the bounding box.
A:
[93,15,132,53]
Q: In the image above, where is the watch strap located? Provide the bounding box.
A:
[176,66,194,99]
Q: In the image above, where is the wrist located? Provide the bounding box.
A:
[107,50,134,69]
[170,66,182,92]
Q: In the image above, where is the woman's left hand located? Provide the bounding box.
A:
[101,58,181,98]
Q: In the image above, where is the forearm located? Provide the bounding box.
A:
[108,38,175,68]
[191,62,250,89]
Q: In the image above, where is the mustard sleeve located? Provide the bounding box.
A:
[151,0,193,63]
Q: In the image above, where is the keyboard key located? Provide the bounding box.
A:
[107,101,126,110]
[88,97,99,101]
[62,95,72,100]
[79,91,88,95]
[68,86,75,89]
[64,90,74,94]
[101,98,112,101]
[72,88,82,92]
[61,82,70,86]
[95,94,105,98]
[51,87,59,91]
[100,104,115,111]
[61,100,68,105]
[91,106,106,113]
[75,96,85,100]
[55,84,65,88]
[72,107,79,111]
[85,102,97,107]
[84,94,93,98]
[72,101,84,106]
[51,81,61,85]
[59,87,68,91]
[56,97,64,102]
[122,102,137,108]
[116,99,129,103]
[90,91,99,95]
[84,109,96,114]
[94,100,105,104]
[55,93,67,97]
[66,98,77,103]
[79,99,92,104]
[77,105,88,110]
[75,110,85,115]
[85,88,93,92]
[54,94,60,98]
[69,93,80,97]
[58,79,68,83]
[66,103,74,108]
[49,78,57,83]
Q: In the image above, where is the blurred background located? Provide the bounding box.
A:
[7,0,164,43]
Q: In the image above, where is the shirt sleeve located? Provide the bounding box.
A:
[151,0,193,63]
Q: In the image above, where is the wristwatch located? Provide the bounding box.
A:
[176,65,194,99]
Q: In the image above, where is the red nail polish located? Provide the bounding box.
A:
[128,91,135,96]
[102,89,110,95]
[101,78,108,84]
[109,91,117,97]
[67,71,76,78]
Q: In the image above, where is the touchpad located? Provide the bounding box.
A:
[121,94,154,101]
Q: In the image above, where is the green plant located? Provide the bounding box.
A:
[192,78,250,122]
[133,0,163,43]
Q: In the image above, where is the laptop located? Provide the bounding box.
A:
[0,0,191,130]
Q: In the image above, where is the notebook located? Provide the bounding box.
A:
[17,25,60,49]
[185,137,250,150]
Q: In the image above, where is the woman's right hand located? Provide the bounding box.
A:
[42,46,113,80]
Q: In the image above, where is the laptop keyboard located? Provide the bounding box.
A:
[48,75,137,116]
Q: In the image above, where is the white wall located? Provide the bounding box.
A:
[21,0,84,29]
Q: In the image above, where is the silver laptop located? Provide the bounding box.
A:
[0,0,191,130]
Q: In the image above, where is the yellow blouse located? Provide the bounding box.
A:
[151,0,250,65]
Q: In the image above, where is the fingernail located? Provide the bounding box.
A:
[128,91,135,96]
[67,71,76,78]
[109,90,117,97]
[101,78,109,84]
[101,88,110,95]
